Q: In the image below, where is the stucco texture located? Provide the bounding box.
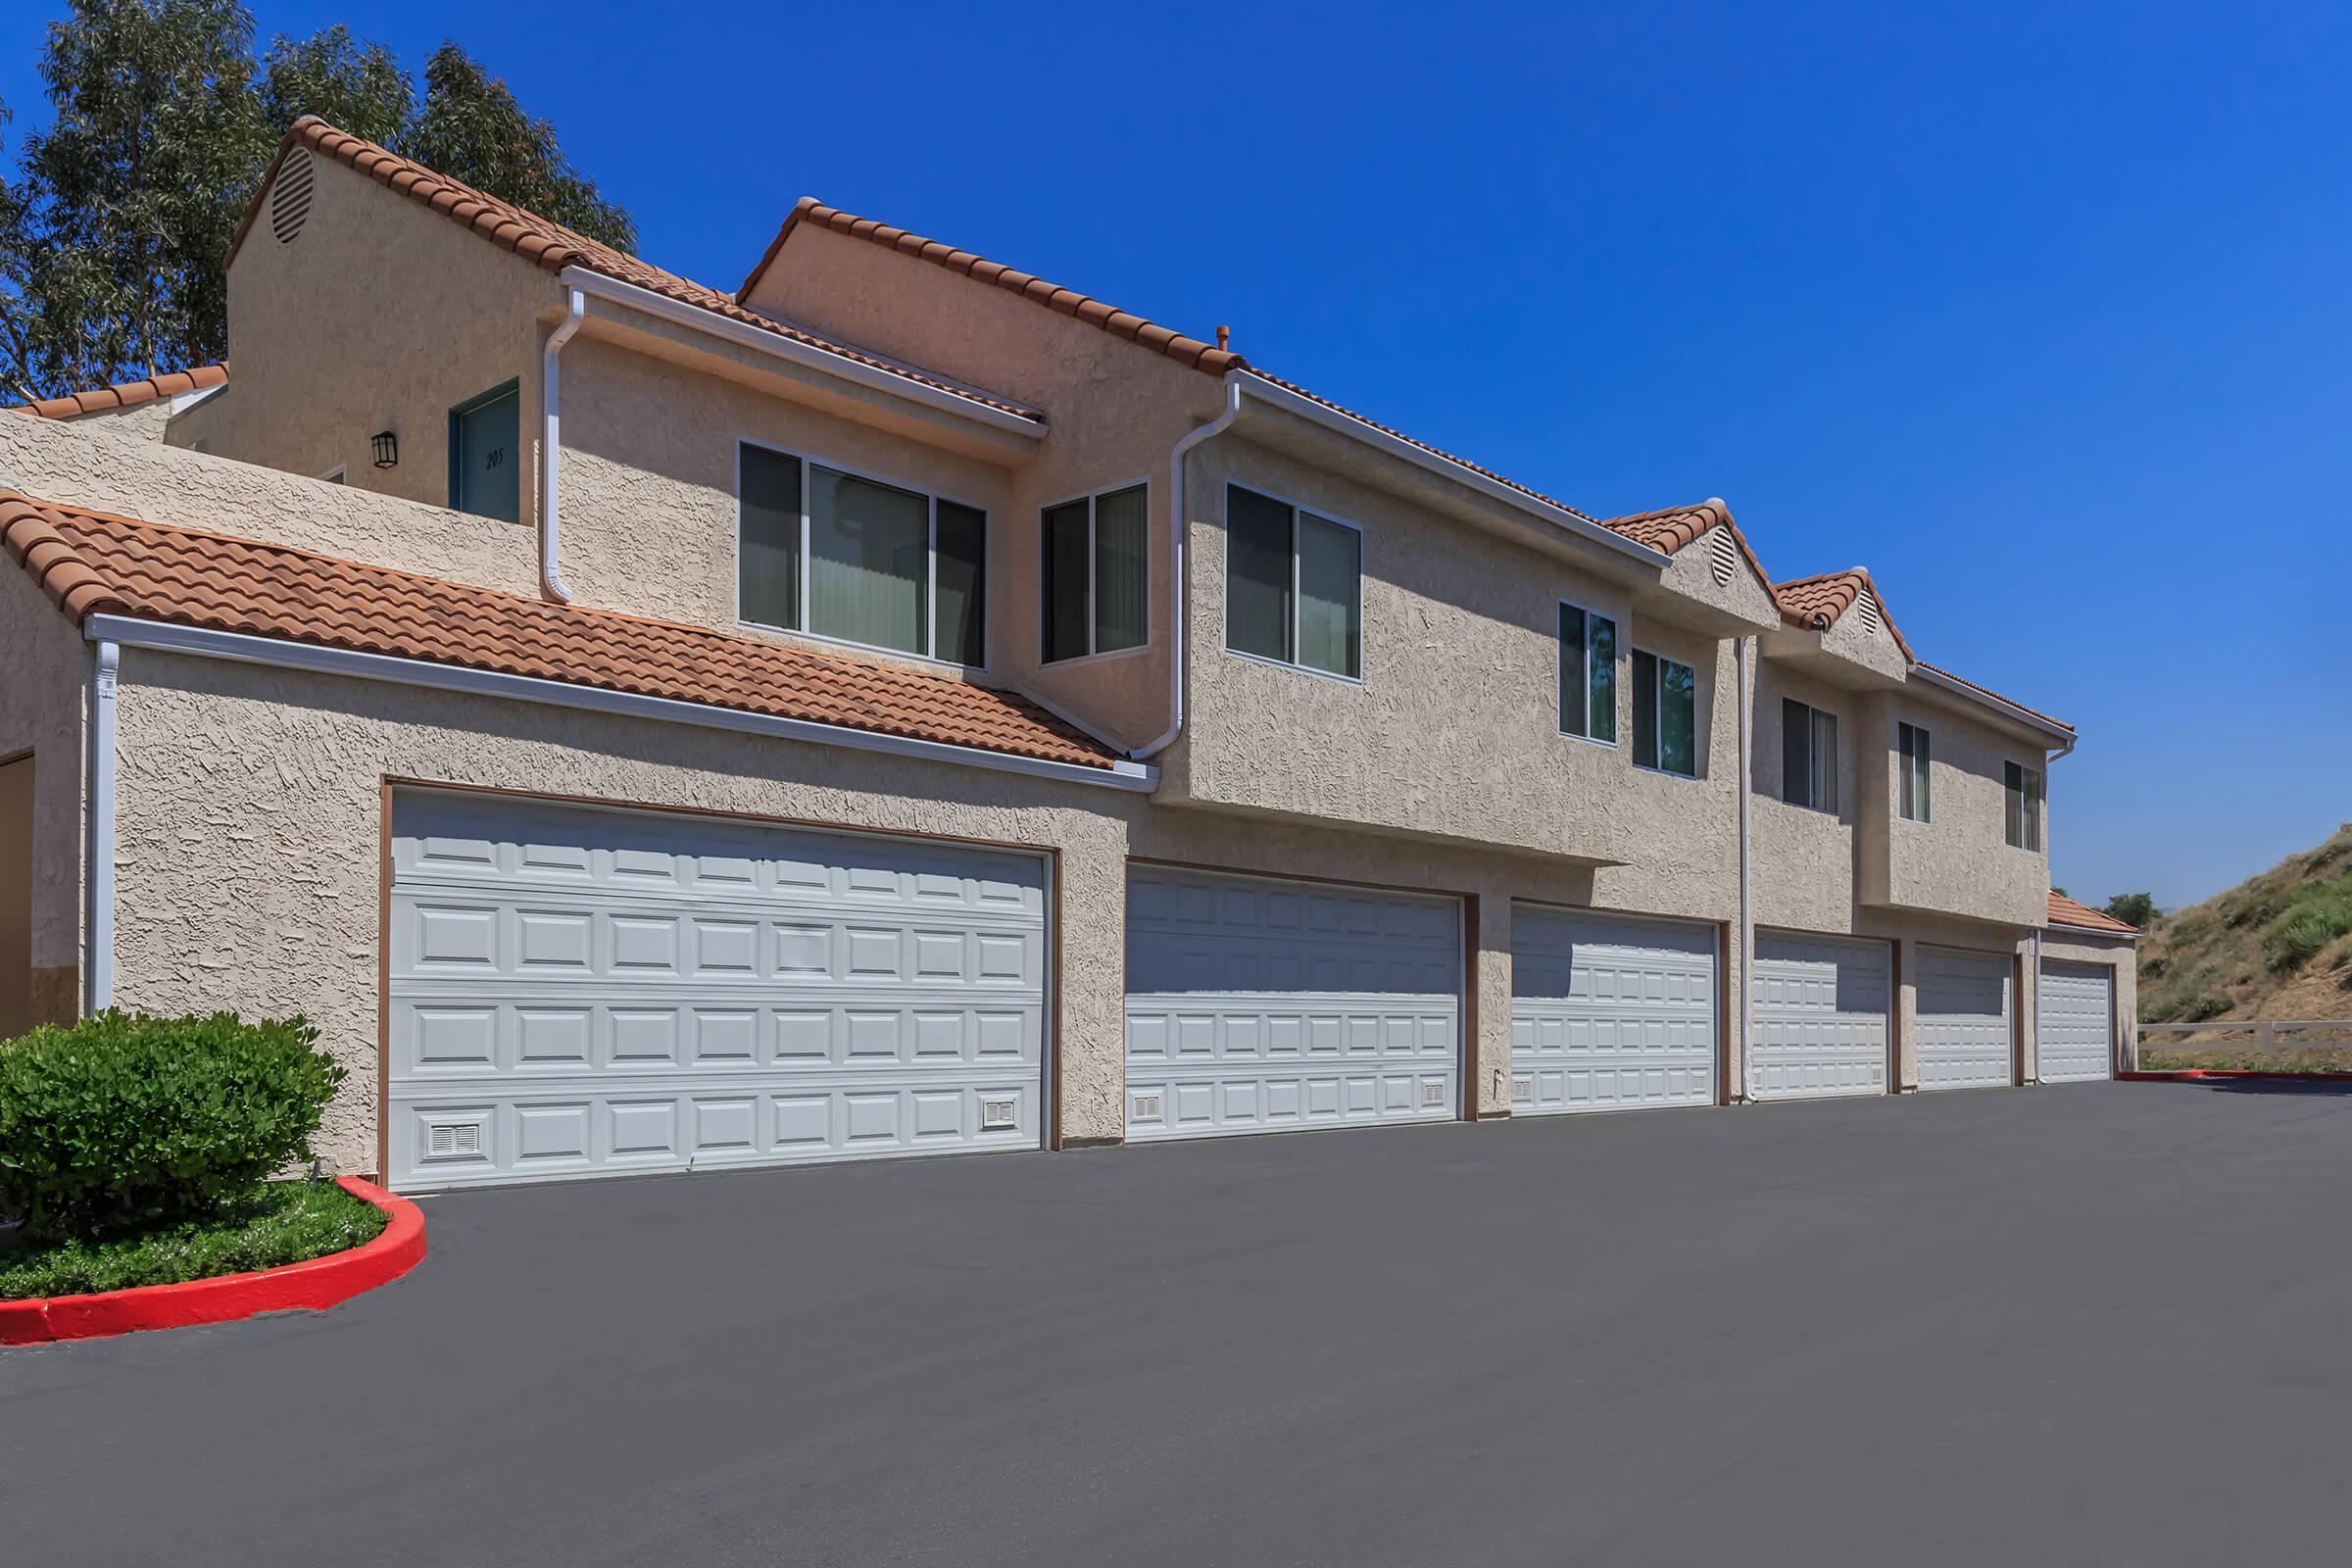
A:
[1860,686,2049,929]
[107,646,1673,1163]
[0,543,88,1022]
[199,151,556,517]
[0,410,537,596]
[744,222,1233,750]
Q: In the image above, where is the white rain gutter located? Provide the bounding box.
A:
[1132,374,1244,760]
[1908,662,2076,744]
[539,284,586,603]
[1234,371,1672,567]
[83,615,1157,795]
[1736,633,1754,1102]
[552,267,1047,438]
[86,639,119,1010]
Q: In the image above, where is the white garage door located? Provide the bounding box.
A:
[387,791,1047,1189]
[1509,907,1717,1114]
[2037,960,2114,1084]
[1124,868,1459,1141]
[1751,933,1890,1101]
[1916,945,2014,1092]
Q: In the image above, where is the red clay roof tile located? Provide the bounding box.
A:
[1594,499,1773,587]
[226,122,1037,423]
[0,491,1118,771]
[2048,891,2137,934]
[1770,566,1917,662]
[14,363,229,421]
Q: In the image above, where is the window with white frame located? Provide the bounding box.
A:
[738,442,985,665]
[1042,483,1148,662]
[2004,760,2042,851]
[1631,649,1697,776]
[1898,721,1932,822]
[1557,603,1617,742]
[1782,698,1838,812]
[1225,484,1360,679]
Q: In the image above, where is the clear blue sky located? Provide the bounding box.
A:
[6,2,2346,908]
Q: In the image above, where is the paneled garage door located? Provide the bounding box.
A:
[1751,933,1890,1101]
[1916,945,2014,1092]
[386,791,1048,1189]
[1509,907,1717,1114]
[1124,868,1460,1142]
[2036,960,2114,1084]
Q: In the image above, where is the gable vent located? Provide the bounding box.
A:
[270,149,316,244]
[1706,529,1738,587]
[1856,590,1884,636]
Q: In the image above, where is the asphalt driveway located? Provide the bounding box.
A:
[7,1081,2351,1567]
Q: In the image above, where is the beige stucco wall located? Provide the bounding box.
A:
[109,647,1709,1165]
[0,410,537,596]
[0,550,88,1024]
[1750,659,1861,934]
[1858,687,2049,928]
[1168,432,1744,909]
[200,152,556,517]
[744,222,1234,749]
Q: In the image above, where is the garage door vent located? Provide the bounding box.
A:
[1511,1074,1534,1102]
[427,1121,482,1157]
[980,1097,1017,1131]
[1130,1093,1161,1123]
[1421,1080,1447,1108]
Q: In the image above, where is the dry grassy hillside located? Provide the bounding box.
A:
[2136,824,2352,1028]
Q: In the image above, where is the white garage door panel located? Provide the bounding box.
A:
[1917,945,2014,1092]
[1510,907,1716,1115]
[388,793,1047,1188]
[2037,960,2114,1084]
[1125,870,1459,1142]
[1752,933,1889,1101]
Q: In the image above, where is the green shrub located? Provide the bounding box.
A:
[2259,887,2352,974]
[0,1011,343,1242]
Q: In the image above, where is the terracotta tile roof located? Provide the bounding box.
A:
[742,198,1247,376]
[0,491,1119,771]
[226,122,1038,423]
[1771,566,1916,661]
[1594,499,1773,586]
[1913,660,2074,734]
[2049,891,2137,935]
[13,363,228,420]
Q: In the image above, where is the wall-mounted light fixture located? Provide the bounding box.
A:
[370,430,399,469]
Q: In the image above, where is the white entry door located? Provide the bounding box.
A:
[1916,945,2014,1092]
[1509,907,1717,1114]
[1123,868,1460,1142]
[1751,933,1891,1101]
[2036,960,2115,1083]
[387,791,1048,1189]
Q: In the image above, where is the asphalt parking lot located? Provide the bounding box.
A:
[7,1079,2351,1567]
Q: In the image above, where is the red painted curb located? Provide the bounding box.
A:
[0,1177,425,1347]
[2121,1069,2352,1083]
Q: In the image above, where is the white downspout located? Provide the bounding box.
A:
[540,286,586,603]
[1737,633,1754,1102]
[1131,374,1244,760]
[87,640,119,1012]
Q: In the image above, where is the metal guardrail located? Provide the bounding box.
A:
[2139,1020,2352,1048]
[2137,1021,2352,1069]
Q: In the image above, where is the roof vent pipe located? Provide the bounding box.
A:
[1215,324,1230,353]
[539,285,586,604]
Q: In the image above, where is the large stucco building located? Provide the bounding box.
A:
[0,118,2136,1187]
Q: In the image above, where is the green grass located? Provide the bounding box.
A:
[0,1179,384,1301]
